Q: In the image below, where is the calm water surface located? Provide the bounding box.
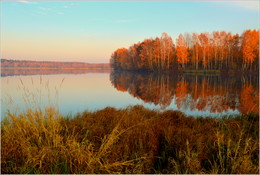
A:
[1,70,259,118]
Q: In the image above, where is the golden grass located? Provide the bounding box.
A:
[1,105,259,174]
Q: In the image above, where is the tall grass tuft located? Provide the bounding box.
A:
[1,106,259,174]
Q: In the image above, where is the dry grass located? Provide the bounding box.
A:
[1,105,259,174]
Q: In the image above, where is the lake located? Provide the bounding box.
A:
[1,70,259,118]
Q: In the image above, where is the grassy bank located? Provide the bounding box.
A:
[1,106,259,174]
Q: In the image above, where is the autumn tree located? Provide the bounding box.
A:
[241,29,259,70]
[160,32,175,70]
[140,39,155,70]
[176,34,189,69]
[198,33,210,69]
[110,29,259,72]
[110,48,129,70]
[191,33,200,70]
[230,33,242,69]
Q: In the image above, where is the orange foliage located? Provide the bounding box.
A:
[176,34,189,68]
[110,30,259,72]
[242,30,259,69]
[240,84,259,114]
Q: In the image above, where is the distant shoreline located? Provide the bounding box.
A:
[1,66,111,77]
[1,67,111,70]
[0,59,111,70]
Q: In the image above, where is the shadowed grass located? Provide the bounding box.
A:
[1,105,259,174]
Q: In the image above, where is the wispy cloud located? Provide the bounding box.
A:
[231,1,259,11]
[17,0,36,4]
[38,7,51,11]
[37,6,65,16]
[17,0,30,3]
[36,11,47,16]
[215,1,259,11]
[88,18,137,24]
[114,19,137,23]
[70,2,79,6]
[56,12,64,15]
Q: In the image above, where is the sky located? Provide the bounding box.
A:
[1,0,259,63]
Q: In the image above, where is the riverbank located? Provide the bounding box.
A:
[1,105,259,174]
[112,68,259,76]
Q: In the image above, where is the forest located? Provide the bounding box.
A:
[110,29,259,72]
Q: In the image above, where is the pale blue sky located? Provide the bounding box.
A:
[1,0,259,63]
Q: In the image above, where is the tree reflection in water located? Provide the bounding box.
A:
[110,71,259,115]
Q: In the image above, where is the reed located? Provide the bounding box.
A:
[1,105,259,174]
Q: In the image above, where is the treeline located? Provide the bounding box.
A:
[110,29,259,72]
[1,59,110,69]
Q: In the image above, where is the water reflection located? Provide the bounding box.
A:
[1,69,258,118]
[1,68,110,77]
[110,71,259,115]
[1,72,149,118]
